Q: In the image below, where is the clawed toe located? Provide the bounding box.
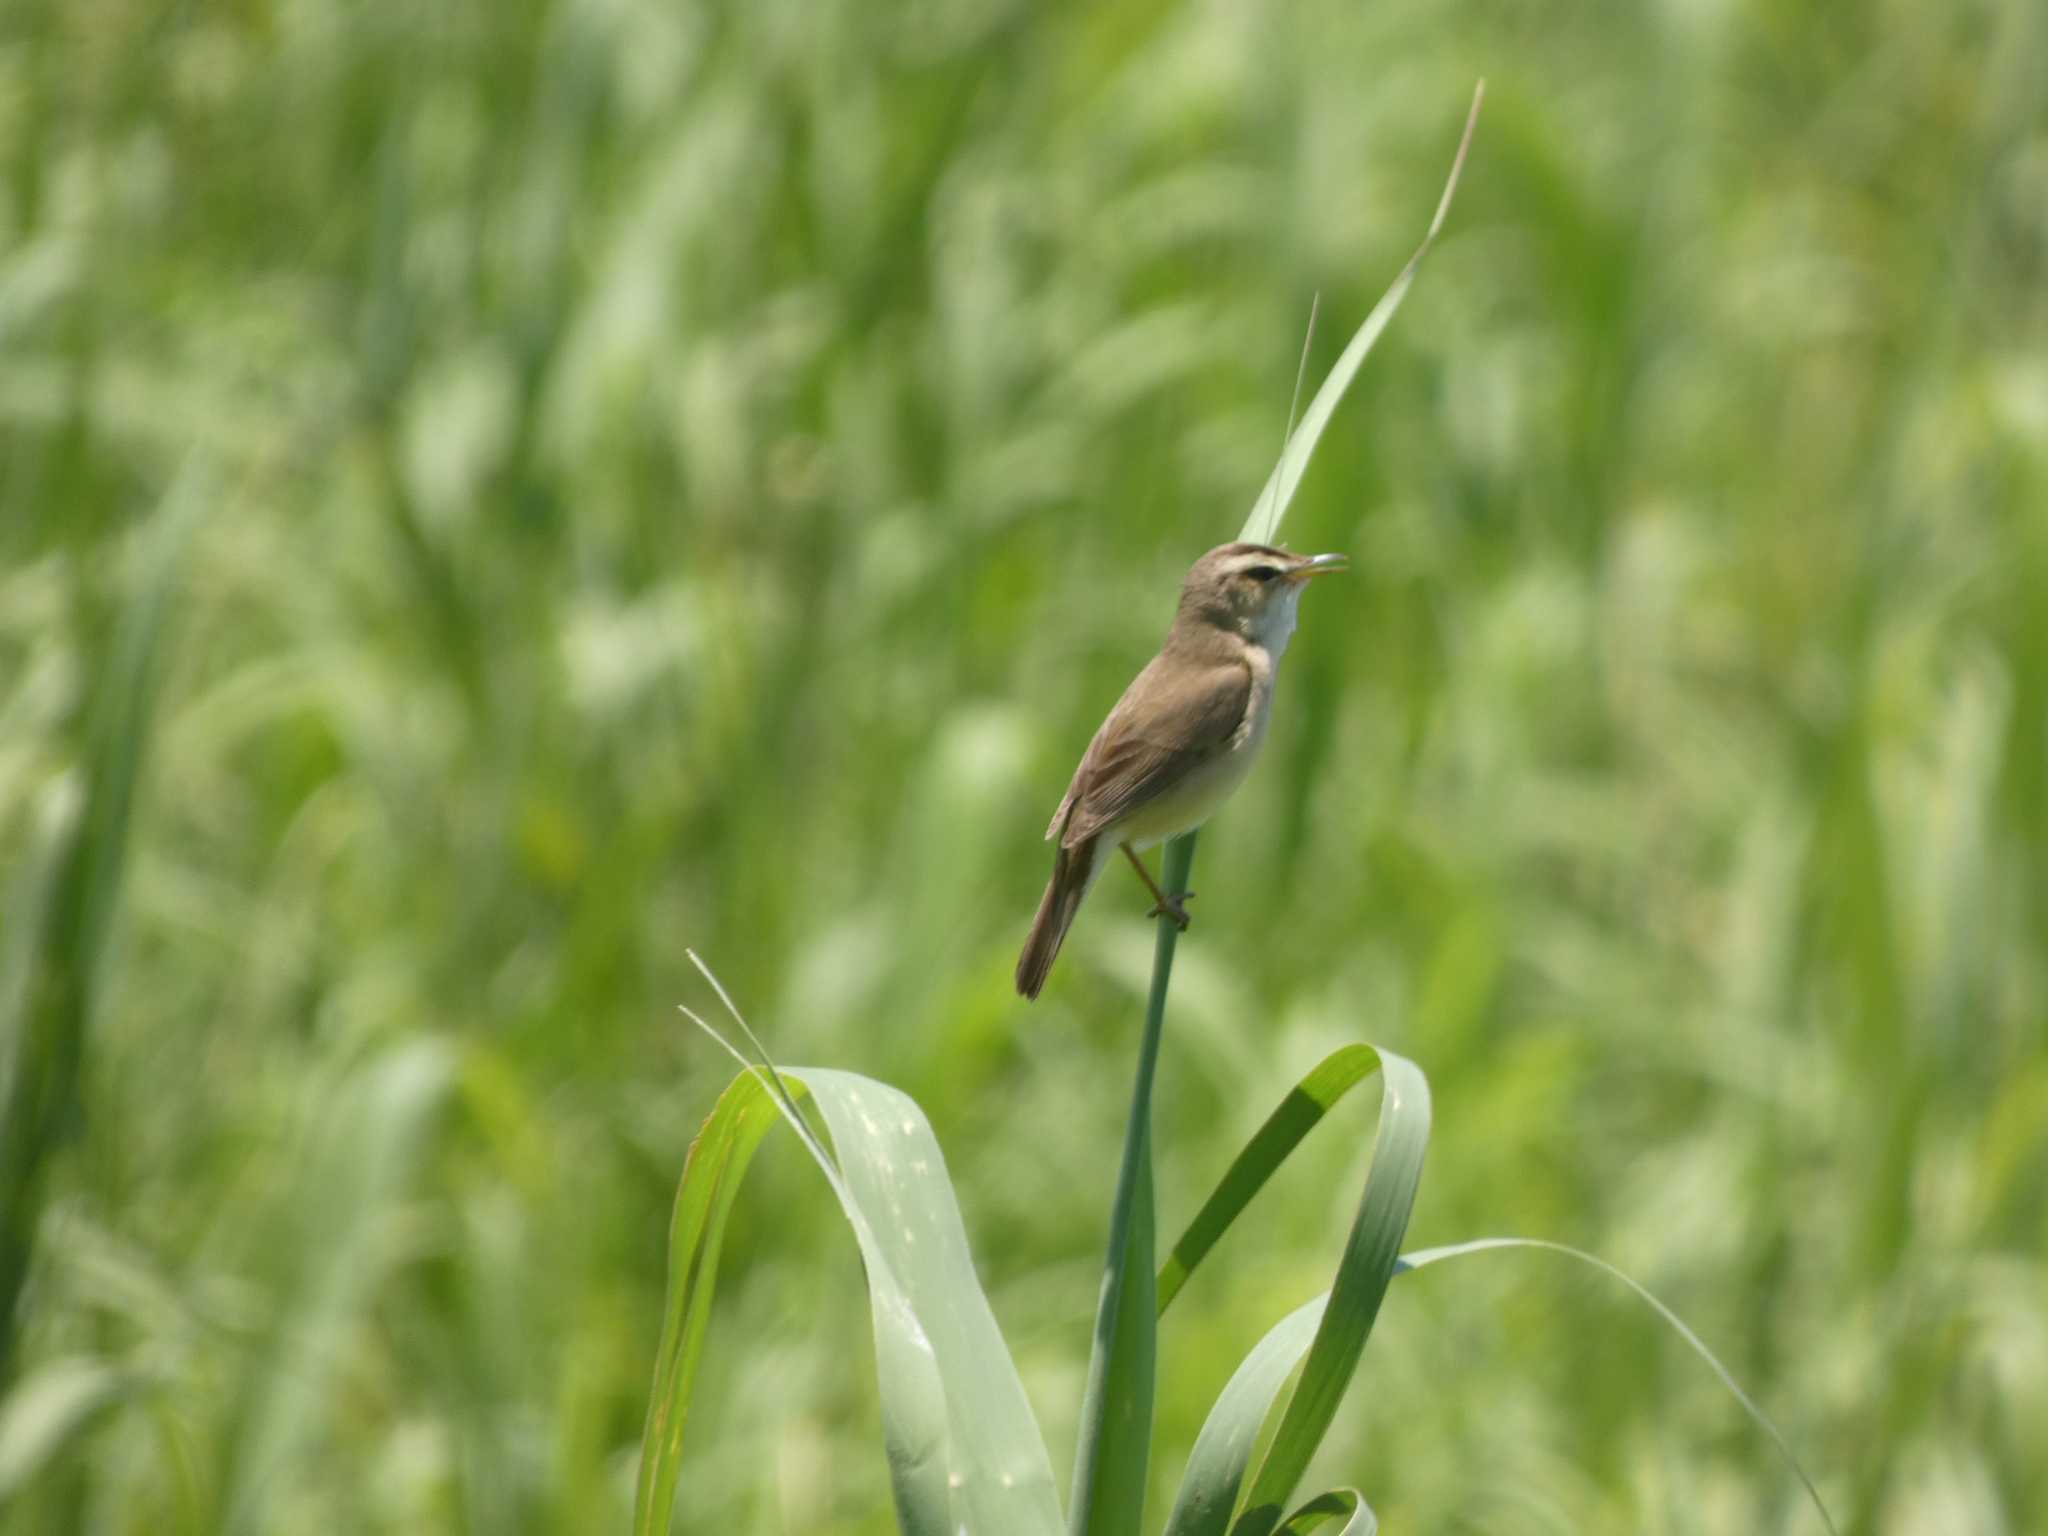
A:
[1147,891,1195,931]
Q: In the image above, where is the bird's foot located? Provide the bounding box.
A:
[1147,891,1195,931]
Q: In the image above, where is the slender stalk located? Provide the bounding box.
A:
[1069,831,1198,1536]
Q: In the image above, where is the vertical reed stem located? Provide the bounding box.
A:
[1069,831,1198,1536]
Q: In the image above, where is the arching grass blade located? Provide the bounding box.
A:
[1158,1049,1429,1536]
[1230,1052,1428,1536]
[1396,1237,1839,1535]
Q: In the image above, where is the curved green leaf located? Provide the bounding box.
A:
[1162,1297,1324,1536]
[805,1068,1065,1534]
[634,1070,785,1536]
[633,1061,1063,1536]
[1276,1489,1377,1535]
[1157,1048,1428,1536]
[1232,1050,1427,1536]
[1161,1299,1397,1536]
[1396,1238,1839,1535]
[1162,1070,1834,1536]
[1158,1045,1387,1316]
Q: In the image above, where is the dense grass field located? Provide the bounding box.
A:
[3,0,2045,1531]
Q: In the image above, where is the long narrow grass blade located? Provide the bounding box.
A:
[1250,294,1322,538]
[1232,1053,1430,1536]
[221,1042,453,1536]
[1240,82,1483,547]
[1158,1045,1387,1315]
[1397,1238,1838,1535]
[634,1061,1063,1536]
[1068,832,1196,1536]
[633,1068,788,1536]
[0,465,200,1385]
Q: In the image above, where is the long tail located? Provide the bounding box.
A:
[1015,835,1101,1000]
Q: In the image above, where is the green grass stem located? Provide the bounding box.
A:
[1068,831,1198,1536]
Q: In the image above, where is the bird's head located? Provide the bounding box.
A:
[1175,542,1348,654]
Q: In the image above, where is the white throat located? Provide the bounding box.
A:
[1250,585,1305,658]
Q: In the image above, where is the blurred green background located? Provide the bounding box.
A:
[3,0,2045,1531]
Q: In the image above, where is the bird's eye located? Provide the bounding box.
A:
[1245,566,1280,583]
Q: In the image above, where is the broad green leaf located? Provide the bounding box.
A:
[1157,1050,1427,1536]
[1068,832,1195,1536]
[1239,85,1483,547]
[634,1061,1063,1536]
[1396,1238,1839,1535]
[805,1068,1064,1534]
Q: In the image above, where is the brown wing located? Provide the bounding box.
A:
[1048,654,1251,850]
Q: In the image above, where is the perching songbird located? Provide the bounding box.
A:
[1015,542,1347,999]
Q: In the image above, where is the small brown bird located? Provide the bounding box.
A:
[1015,542,1347,998]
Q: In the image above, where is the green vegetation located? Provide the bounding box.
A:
[2,0,2044,1532]
[632,220,1831,1536]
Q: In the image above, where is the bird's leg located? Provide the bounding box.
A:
[1120,843,1194,930]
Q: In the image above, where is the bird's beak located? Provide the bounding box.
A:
[1288,552,1350,581]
